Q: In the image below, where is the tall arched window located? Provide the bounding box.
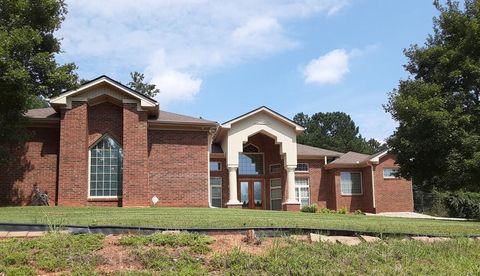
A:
[89,135,123,197]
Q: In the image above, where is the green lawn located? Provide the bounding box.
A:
[1,232,479,275]
[0,207,479,236]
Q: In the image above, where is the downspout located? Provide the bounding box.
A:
[370,163,376,211]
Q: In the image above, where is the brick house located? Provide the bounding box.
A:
[0,76,413,212]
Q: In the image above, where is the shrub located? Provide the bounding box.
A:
[337,207,348,214]
[318,208,335,214]
[445,192,480,219]
[300,204,318,213]
[422,190,480,219]
[353,209,365,215]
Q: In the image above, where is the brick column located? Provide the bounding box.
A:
[58,101,88,205]
[122,103,149,206]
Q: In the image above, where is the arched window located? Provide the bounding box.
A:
[89,135,123,197]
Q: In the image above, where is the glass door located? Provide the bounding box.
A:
[238,180,264,209]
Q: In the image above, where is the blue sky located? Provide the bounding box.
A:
[56,0,439,141]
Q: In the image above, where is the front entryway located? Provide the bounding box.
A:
[239,180,264,209]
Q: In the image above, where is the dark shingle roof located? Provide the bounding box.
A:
[297,144,343,157]
[24,107,216,126]
[328,151,370,165]
[25,107,59,119]
[150,110,217,126]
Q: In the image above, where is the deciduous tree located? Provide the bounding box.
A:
[385,0,480,192]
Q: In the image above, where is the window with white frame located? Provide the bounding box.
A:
[210,177,222,207]
[295,178,310,208]
[210,161,222,171]
[340,172,362,195]
[295,163,309,172]
[270,164,281,174]
[383,168,399,179]
[270,179,282,210]
[89,135,123,197]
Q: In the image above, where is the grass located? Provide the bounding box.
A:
[0,206,479,236]
[0,232,103,275]
[0,232,479,275]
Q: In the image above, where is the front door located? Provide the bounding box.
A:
[239,180,264,209]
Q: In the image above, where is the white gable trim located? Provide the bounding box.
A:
[222,106,304,132]
[49,76,158,112]
[369,149,389,164]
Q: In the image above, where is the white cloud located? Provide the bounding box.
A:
[57,0,350,104]
[152,70,202,104]
[303,49,350,85]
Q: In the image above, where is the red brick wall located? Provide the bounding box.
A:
[88,102,123,146]
[331,167,375,213]
[0,127,59,206]
[57,102,89,206]
[374,154,413,212]
[148,130,209,207]
[296,159,328,209]
[122,103,149,206]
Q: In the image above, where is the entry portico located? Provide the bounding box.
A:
[213,106,304,211]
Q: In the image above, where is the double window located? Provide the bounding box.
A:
[210,177,222,207]
[340,172,362,195]
[295,178,310,208]
[270,179,282,210]
[383,168,399,179]
[89,135,123,198]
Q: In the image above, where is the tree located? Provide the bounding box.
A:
[127,72,159,98]
[293,111,386,154]
[385,0,480,192]
[0,0,78,164]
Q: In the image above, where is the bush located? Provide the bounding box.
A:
[353,209,365,215]
[300,204,318,213]
[422,190,480,219]
[446,192,480,219]
[318,208,335,214]
[337,207,348,214]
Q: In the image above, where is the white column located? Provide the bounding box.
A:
[284,165,299,204]
[227,166,242,205]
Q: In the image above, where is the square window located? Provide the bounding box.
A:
[340,172,362,195]
[210,161,222,171]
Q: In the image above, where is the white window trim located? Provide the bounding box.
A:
[269,163,281,174]
[210,177,222,208]
[340,171,363,196]
[383,168,399,179]
[87,134,122,200]
[295,163,309,173]
[270,178,282,210]
[295,177,310,207]
[210,161,222,172]
[238,152,265,176]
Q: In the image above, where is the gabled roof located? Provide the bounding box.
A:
[149,110,217,127]
[49,75,159,115]
[221,106,304,132]
[297,144,343,157]
[324,149,392,169]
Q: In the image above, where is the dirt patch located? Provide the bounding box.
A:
[94,234,142,273]
[208,233,293,256]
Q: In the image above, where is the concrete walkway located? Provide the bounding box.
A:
[0,230,69,238]
[366,212,468,221]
